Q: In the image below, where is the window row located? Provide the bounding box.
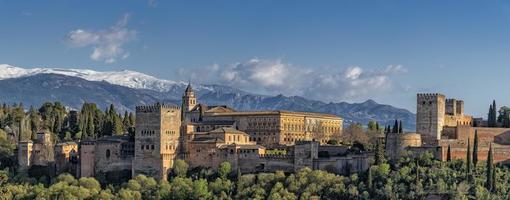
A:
[141,130,156,136]
[141,144,155,150]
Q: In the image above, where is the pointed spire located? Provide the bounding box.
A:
[185,81,193,93]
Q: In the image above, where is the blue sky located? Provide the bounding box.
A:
[1,0,510,117]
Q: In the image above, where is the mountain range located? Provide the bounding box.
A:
[0,64,416,129]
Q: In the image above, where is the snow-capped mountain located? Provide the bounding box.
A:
[0,64,185,92]
[0,64,416,129]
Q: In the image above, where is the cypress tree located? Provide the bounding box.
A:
[237,167,242,181]
[392,119,398,133]
[473,130,479,167]
[86,112,95,139]
[492,167,496,192]
[128,112,135,127]
[18,118,23,142]
[375,122,379,131]
[367,166,373,191]
[486,142,494,191]
[375,139,385,165]
[415,159,421,194]
[489,104,494,127]
[399,120,403,134]
[492,100,497,126]
[122,111,129,129]
[466,138,471,175]
[447,145,452,162]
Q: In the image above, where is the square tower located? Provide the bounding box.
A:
[133,103,181,180]
[416,93,446,146]
[456,100,464,115]
[445,99,457,116]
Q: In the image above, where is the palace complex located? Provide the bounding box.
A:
[20,87,510,182]
[18,84,370,182]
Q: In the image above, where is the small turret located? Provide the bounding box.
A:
[182,82,197,121]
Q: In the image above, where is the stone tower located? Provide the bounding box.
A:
[133,103,181,180]
[18,141,33,169]
[416,93,446,146]
[181,83,196,122]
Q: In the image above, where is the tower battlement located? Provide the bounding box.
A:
[135,103,180,113]
[417,93,446,99]
[445,99,456,103]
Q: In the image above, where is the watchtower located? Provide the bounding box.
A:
[133,103,181,180]
[416,93,446,146]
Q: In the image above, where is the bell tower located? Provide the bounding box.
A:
[181,83,196,121]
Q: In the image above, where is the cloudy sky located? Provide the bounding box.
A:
[1,0,510,116]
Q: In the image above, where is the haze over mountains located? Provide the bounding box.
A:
[0,64,416,129]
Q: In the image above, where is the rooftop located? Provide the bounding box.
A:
[207,110,341,119]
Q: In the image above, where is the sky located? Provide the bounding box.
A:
[1,0,510,117]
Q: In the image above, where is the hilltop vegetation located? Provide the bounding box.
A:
[1,152,510,199]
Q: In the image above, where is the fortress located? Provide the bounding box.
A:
[19,84,372,182]
[26,87,510,182]
[386,93,510,164]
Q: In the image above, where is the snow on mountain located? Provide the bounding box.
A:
[0,64,186,92]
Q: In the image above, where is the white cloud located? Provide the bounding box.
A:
[66,14,136,63]
[181,58,407,102]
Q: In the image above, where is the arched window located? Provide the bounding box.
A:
[106,149,111,159]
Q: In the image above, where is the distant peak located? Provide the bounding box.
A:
[362,99,377,104]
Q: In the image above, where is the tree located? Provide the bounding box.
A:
[392,120,399,133]
[374,139,385,165]
[486,143,493,191]
[488,101,498,127]
[489,104,494,127]
[367,166,373,191]
[398,121,403,133]
[170,177,193,199]
[466,138,472,176]
[368,120,377,131]
[268,182,296,200]
[473,130,479,166]
[218,162,232,179]
[86,112,95,139]
[128,112,135,127]
[492,100,497,126]
[415,159,422,194]
[173,159,189,178]
[447,145,452,162]
[497,106,510,127]
[192,179,212,200]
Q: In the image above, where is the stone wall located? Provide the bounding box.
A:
[293,141,319,171]
[385,133,422,161]
[314,154,371,175]
[79,141,96,177]
[94,141,132,175]
[18,141,33,170]
[54,142,78,175]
